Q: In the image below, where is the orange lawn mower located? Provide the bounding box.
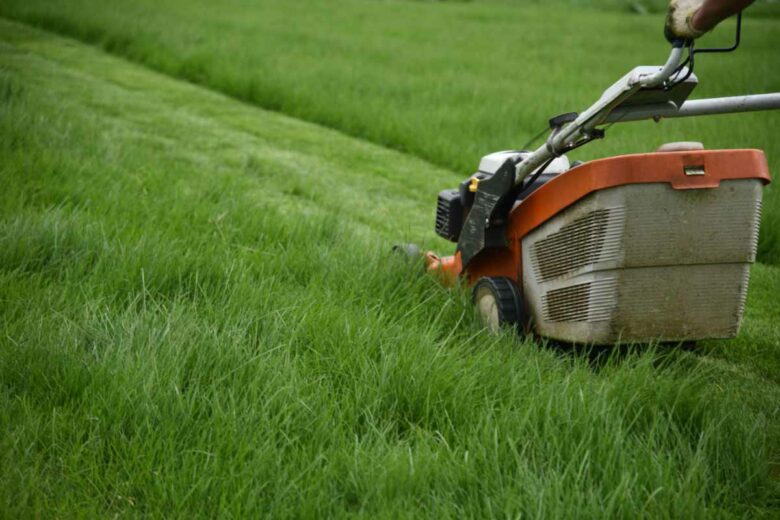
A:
[401,10,779,345]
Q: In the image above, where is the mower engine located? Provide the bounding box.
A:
[435,152,571,243]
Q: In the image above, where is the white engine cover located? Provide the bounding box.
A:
[478,150,570,176]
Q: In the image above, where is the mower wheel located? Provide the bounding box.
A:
[472,277,531,334]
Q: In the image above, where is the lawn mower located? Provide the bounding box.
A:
[409,12,779,345]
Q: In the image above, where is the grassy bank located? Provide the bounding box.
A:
[1,0,779,263]
[1,19,779,517]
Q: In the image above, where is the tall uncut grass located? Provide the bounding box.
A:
[1,0,779,263]
[1,19,779,517]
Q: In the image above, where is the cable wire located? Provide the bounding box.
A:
[520,126,548,151]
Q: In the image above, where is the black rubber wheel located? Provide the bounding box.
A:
[472,276,532,334]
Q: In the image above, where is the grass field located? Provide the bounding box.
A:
[1,0,779,263]
[1,1,779,517]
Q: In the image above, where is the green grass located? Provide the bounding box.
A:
[1,0,779,264]
[2,17,780,517]
[431,0,780,17]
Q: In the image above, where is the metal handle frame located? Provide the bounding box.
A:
[512,45,780,188]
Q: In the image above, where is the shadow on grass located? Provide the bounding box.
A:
[536,335,700,370]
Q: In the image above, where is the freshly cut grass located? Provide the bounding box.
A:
[1,0,780,263]
[1,20,779,517]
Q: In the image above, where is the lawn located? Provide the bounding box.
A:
[1,2,779,518]
[1,0,779,262]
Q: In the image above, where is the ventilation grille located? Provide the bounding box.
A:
[531,207,625,282]
[542,279,616,323]
[749,198,762,261]
[734,267,751,335]
[435,197,449,236]
[434,189,462,242]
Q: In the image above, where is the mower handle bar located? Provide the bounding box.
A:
[636,44,686,88]
[607,93,780,122]
[513,45,780,188]
[513,46,685,186]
